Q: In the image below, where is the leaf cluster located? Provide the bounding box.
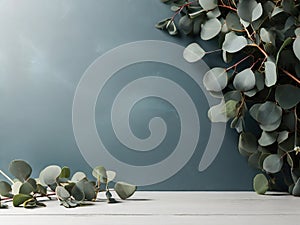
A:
[157,0,300,195]
[0,160,136,208]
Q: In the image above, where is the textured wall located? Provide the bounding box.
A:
[0,0,256,190]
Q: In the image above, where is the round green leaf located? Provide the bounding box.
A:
[293,35,300,61]
[259,117,281,132]
[275,84,300,109]
[179,15,193,35]
[9,160,32,182]
[253,174,269,195]
[114,182,137,200]
[71,184,85,201]
[256,101,282,125]
[71,171,87,182]
[59,166,71,179]
[183,43,206,63]
[82,181,96,201]
[13,194,32,207]
[264,59,277,87]
[92,166,107,183]
[0,181,12,197]
[226,12,243,31]
[203,67,228,92]
[56,186,70,201]
[263,154,283,173]
[238,132,258,156]
[198,0,217,10]
[207,7,221,19]
[277,131,289,144]
[201,18,221,40]
[39,165,61,186]
[208,101,228,123]
[233,68,256,91]
[258,131,277,147]
[19,179,36,195]
[107,170,116,183]
[237,0,263,23]
[225,100,238,118]
[222,31,247,53]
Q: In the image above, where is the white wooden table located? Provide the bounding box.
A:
[1,192,300,225]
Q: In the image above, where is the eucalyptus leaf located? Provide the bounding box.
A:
[208,100,228,123]
[198,0,217,10]
[293,37,300,61]
[92,166,107,183]
[258,131,277,146]
[183,43,206,63]
[256,101,282,125]
[56,186,70,201]
[9,160,32,182]
[0,181,12,197]
[277,131,289,144]
[275,84,300,109]
[233,68,256,91]
[71,172,87,182]
[225,100,238,118]
[203,67,228,92]
[13,194,33,207]
[76,180,96,201]
[263,154,283,173]
[226,12,243,31]
[222,31,247,53]
[39,165,62,186]
[107,171,116,183]
[253,173,269,195]
[201,18,221,40]
[179,15,193,34]
[114,182,137,200]
[59,166,71,179]
[207,7,221,19]
[264,59,277,87]
[19,180,35,195]
[71,184,85,202]
[237,0,263,22]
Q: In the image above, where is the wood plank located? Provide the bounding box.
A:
[0,192,299,225]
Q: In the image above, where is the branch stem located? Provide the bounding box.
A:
[280,68,300,85]
[0,170,14,184]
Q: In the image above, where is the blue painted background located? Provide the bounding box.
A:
[0,0,256,190]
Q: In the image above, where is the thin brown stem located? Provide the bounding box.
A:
[248,44,268,58]
[280,68,300,85]
[218,4,237,12]
[226,55,253,71]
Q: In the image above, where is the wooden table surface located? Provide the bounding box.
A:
[1,191,300,225]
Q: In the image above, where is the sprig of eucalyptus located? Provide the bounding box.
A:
[0,160,136,208]
[157,0,300,195]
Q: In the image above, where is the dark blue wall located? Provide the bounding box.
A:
[0,0,256,190]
